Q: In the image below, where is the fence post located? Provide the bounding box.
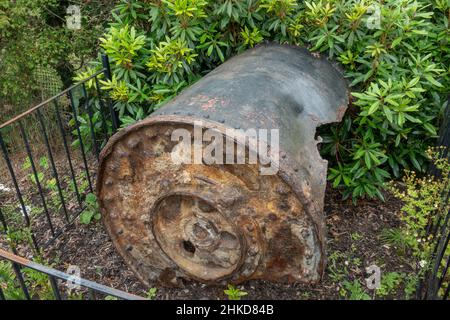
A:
[101,54,120,134]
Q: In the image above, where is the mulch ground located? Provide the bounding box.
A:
[0,148,414,300]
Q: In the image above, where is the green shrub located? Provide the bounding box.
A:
[79,193,101,225]
[0,260,57,300]
[340,279,371,300]
[0,0,115,108]
[389,148,450,260]
[80,0,449,200]
[224,284,248,300]
[388,147,450,298]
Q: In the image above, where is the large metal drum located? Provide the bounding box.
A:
[97,43,348,286]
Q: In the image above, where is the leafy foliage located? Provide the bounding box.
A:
[0,260,57,300]
[0,0,115,107]
[0,261,26,300]
[0,0,117,152]
[79,0,449,200]
[341,279,371,300]
[388,148,450,259]
[79,193,101,225]
[376,272,403,298]
[387,147,450,297]
[224,284,248,300]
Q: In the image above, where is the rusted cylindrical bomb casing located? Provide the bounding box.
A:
[97,43,348,286]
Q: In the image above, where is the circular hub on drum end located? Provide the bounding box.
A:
[152,194,243,281]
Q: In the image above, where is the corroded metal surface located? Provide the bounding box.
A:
[97,43,348,286]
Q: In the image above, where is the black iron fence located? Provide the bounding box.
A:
[0,55,118,254]
[418,96,450,300]
[0,55,141,299]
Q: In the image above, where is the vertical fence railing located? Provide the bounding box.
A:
[0,55,143,300]
[0,248,145,300]
[419,95,450,300]
[0,55,117,255]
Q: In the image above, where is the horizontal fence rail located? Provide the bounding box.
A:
[0,248,145,300]
[0,69,113,131]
